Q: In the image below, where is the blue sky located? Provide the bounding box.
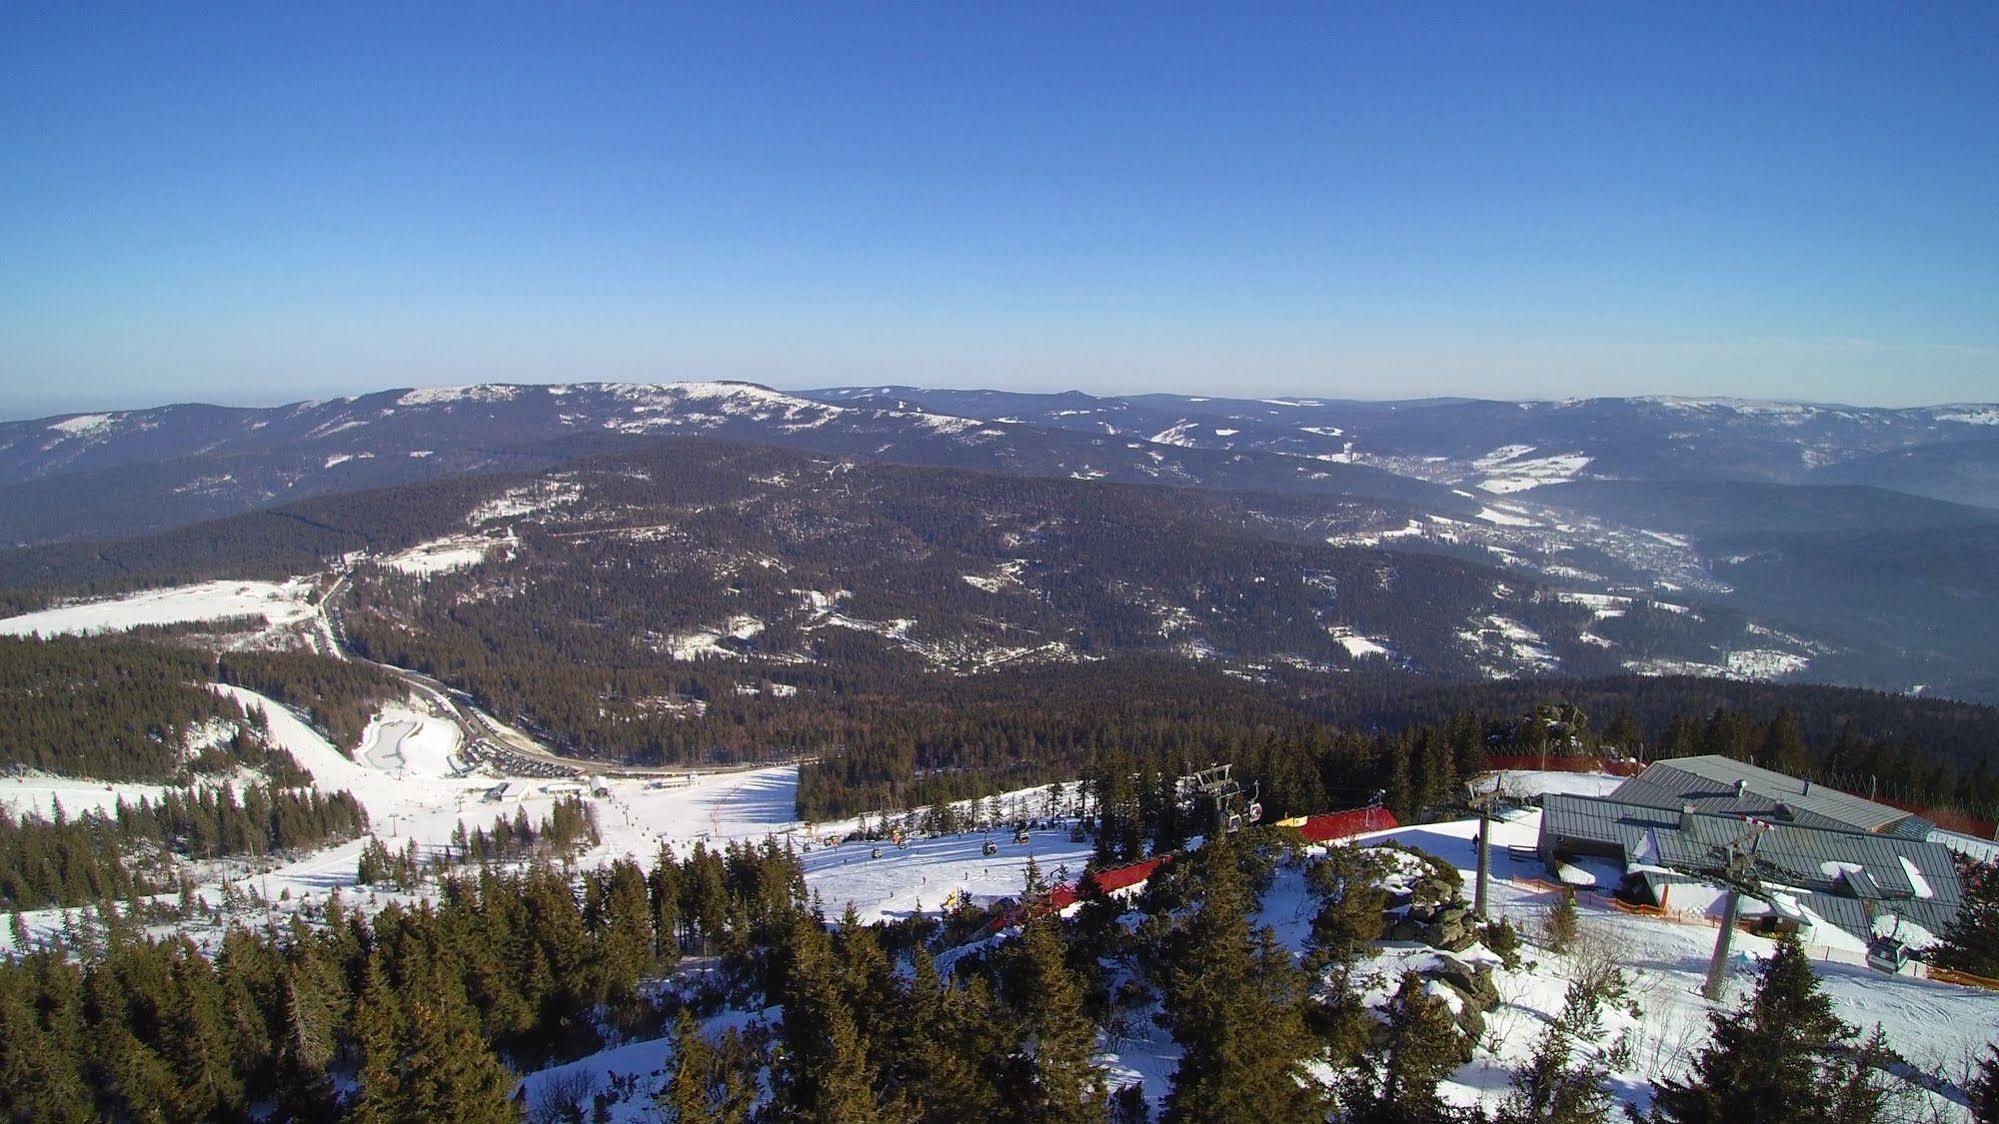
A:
[2,4,1995,418]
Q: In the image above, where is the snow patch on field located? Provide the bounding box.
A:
[396,384,524,407]
[1460,615,1557,675]
[1325,518,1425,548]
[1725,648,1810,678]
[586,382,843,433]
[0,579,316,637]
[1472,447,1592,494]
[1623,647,1810,683]
[470,480,580,523]
[818,612,915,641]
[912,412,981,435]
[1473,769,1628,800]
[1934,406,1999,425]
[47,412,118,437]
[1555,591,1631,619]
[1624,657,1727,678]
[179,690,1093,937]
[378,533,510,576]
[663,616,765,660]
[962,560,1027,593]
[1329,628,1394,660]
[0,775,175,819]
[1476,505,1538,527]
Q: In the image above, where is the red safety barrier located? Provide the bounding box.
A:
[983,805,1399,935]
[1294,805,1400,843]
[1039,854,1172,914]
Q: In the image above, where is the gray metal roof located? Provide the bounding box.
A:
[1628,868,1960,946]
[1539,792,1962,920]
[1608,755,1914,834]
[1887,814,1938,841]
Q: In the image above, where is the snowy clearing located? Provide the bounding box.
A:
[0,579,317,637]
[1476,505,1539,527]
[377,533,510,575]
[1330,628,1395,660]
[1471,448,1592,494]
[0,684,1098,955]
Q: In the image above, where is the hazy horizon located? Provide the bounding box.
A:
[8,374,1999,426]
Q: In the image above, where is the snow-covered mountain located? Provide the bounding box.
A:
[809,386,1999,504]
[0,381,1461,547]
[5,381,1999,702]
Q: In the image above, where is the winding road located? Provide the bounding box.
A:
[311,567,817,780]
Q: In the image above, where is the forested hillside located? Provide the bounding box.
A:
[0,473,507,612]
[312,442,1604,758]
[0,637,269,781]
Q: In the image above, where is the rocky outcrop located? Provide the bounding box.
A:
[1384,897,1480,952]
[1417,954,1500,1042]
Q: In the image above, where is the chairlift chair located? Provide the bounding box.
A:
[1866,912,1912,974]
[1865,935,1910,974]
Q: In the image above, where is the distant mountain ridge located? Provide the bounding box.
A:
[0,381,1468,547]
[5,380,1999,703]
[808,385,1999,501]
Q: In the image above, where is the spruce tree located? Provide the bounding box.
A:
[0,973,95,1123]
[1494,978,1612,1124]
[1649,934,1866,1124]
[772,911,875,1122]
[649,843,683,965]
[161,942,243,1122]
[1340,972,1465,1124]
[1761,710,1807,775]
[1604,709,1644,758]
[386,984,518,1124]
[834,905,903,1097]
[897,948,999,1121]
[274,968,341,1123]
[1545,890,1579,953]
[1936,857,1999,978]
[346,956,406,1124]
[1822,1027,1893,1124]
[1306,844,1387,976]
[996,913,1105,1122]
[596,858,654,1002]
[1160,840,1326,1123]
[661,1010,719,1123]
[1969,1045,1999,1124]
